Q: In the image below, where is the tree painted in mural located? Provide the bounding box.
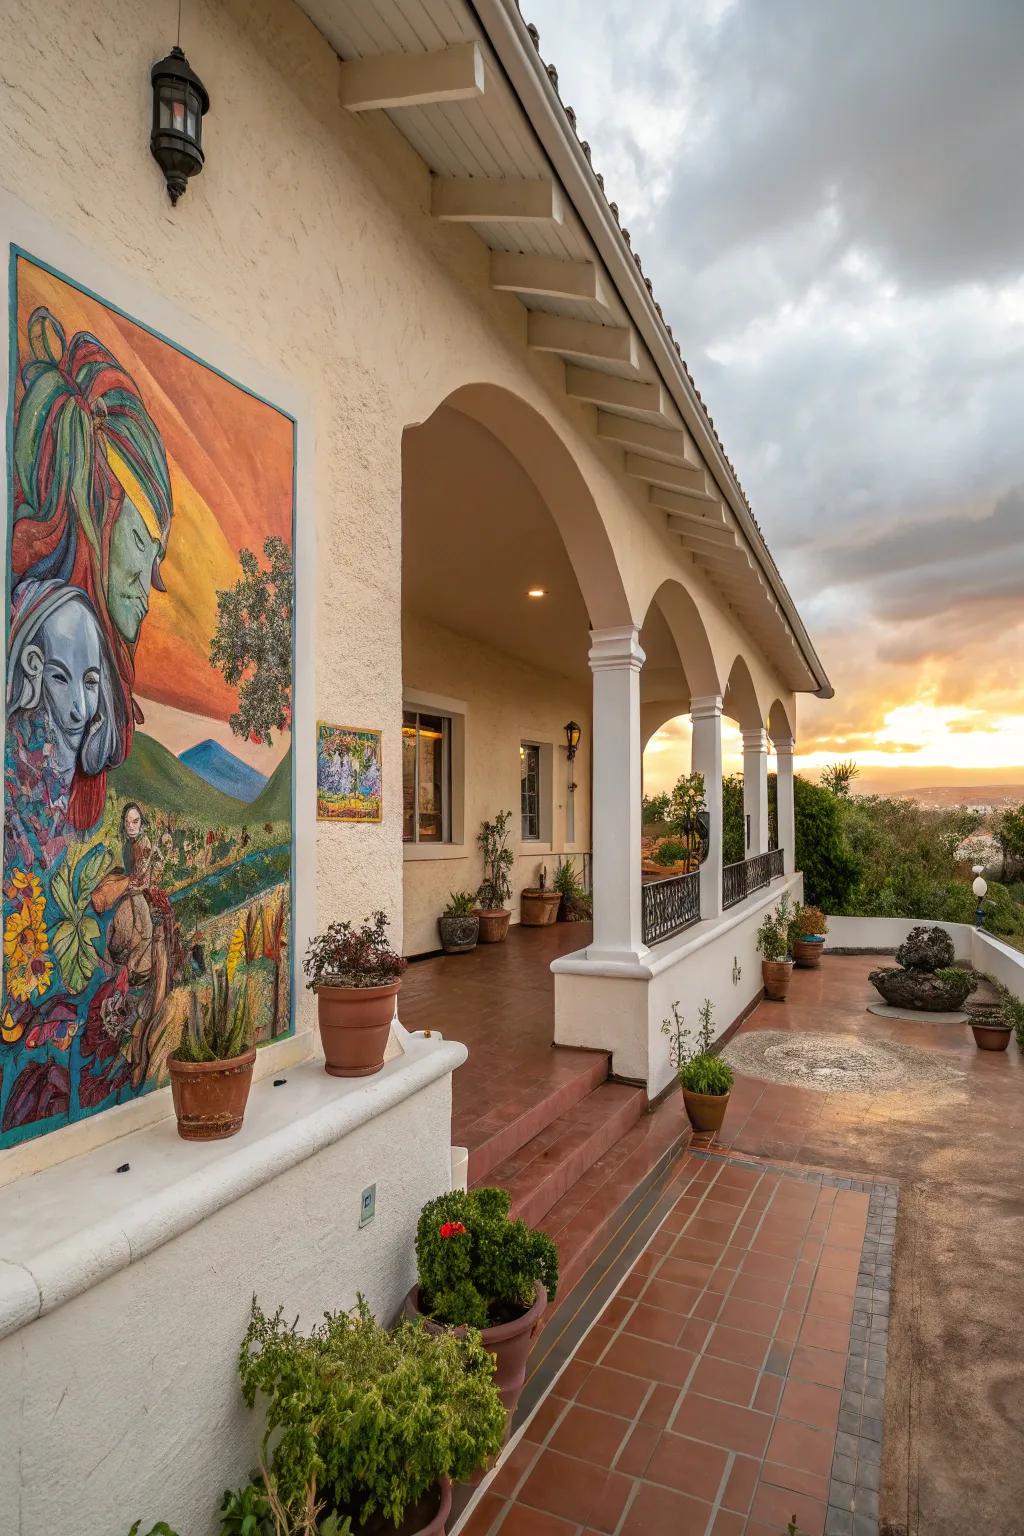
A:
[1,255,296,1147]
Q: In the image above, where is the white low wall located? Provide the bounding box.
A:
[971,931,1024,997]
[824,915,974,960]
[0,1036,463,1536]
[554,874,803,1098]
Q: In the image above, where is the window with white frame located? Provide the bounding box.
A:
[403,710,451,843]
[520,742,541,841]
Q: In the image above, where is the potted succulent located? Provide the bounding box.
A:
[758,893,795,1001]
[303,911,407,1077]
[553,856,592,922]
[476,811,514,944]
[520,866,561,926]
[790,904,828,969]
[661,998,733,1134]
[965,999,1013,1052]
[239,1295,505,1536]
[406,1186,559,1427]
[438,891,479,954]
[168,961,255,1141]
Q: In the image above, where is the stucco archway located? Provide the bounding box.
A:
[724,653,766,731]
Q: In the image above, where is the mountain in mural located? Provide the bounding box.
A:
[109,733,254,822]
[250,746,292,823]
[180,739,268,803]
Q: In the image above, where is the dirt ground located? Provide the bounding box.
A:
[719,954,1024,1536]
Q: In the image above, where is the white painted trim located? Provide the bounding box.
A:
[0,1032,466,1342]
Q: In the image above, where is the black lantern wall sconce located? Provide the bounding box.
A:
[151,45,210,205]
[564,720,582,793]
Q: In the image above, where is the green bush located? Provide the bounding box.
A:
[653,837,689,866]
[757,894,794,962]
[790,775,860,911]
[722,773,745,865]
[238,1296,505,1530]
[1003,993,1024,1050]
[660,999,733,1095]
[415,1187,558,1329]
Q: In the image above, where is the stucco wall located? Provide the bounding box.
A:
[402,612,591,955]
[825,915,974,961]
[0,1069,454,1536]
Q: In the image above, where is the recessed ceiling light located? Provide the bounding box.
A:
[527,587,547,598]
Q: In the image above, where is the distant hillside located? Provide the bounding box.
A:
[180,739,267,803]
[250,745,291,824]
[109,733,257,824]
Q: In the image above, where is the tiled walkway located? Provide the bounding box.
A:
[462,1152,889,1536]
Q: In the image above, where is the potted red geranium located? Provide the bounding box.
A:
[303,910,406,1077]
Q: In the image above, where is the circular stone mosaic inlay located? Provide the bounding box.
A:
[721,1029,962,1094]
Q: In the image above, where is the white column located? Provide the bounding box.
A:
[742,728,770,856]
[775,734,796,876]
[588,625,647,963]
[690,694,723,919]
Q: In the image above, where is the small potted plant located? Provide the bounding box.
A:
[661,998,733,1134]
[520,866,562,926]
[239,1295,505,1536]
[303,910,406,1077]
[790,904,828,969]
[407,1186,558,1426]
[438,891,480,954]
[476,810,514,943]
[965,998,1013,1052]
[553,856,591,922]
[758,893,794,1001]
[168,961,255,1141]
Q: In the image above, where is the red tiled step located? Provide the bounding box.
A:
[482,1082,646,1230]
[464,1049,610,1186]
[541,1091,693,1309]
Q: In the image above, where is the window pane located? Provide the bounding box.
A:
[521,744,540,841]
[401,711,417,842]
[417,714,445,842]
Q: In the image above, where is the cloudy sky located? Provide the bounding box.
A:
[527,0,1024,790]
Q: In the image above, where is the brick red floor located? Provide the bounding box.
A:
[461,1152,872,1536]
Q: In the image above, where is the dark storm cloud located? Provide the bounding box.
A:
[527,0,1024,750]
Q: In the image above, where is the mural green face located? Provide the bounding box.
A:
[107,496,163,644]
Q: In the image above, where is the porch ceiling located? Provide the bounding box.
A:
[297,0,834,700]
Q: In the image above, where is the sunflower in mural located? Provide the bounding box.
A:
[4,889,53,1002]
[6,867,45,924]
[1,1007,23,1044]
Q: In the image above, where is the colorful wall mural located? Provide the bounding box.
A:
[316,723,382,823]
[1,252,296,1148]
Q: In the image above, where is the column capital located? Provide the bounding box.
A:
[773,734,796,756]
[588,624,645,673]
[742,727,770,753]
[689,693,723,721]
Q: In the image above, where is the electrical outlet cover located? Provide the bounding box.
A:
[359,1183,376,1227]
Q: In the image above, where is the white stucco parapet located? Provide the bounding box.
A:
[0,1030,466,1342]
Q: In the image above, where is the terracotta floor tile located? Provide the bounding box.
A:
[602,1333,696,1386]
[575,1365,649,1418]
[644,1430,728,1502]
[619,1479,713,1536]
[761,1458,830,1501]
[639,1275,703,1314]
[774,1310,803,1346]
[517,1450,632,1534]
[639,1381,680,1429]
[729,1272,790,1309]
[460,1491,504,1536]
[749,1479,827,1536]
[806,1287,855,1324]
[624,1301,689,1345]
[614,1419,659,1478]
[716,1295,780,1335]
[677,1316,714,1353]
[797,1314,851,1354]
[766,1416,836,1479]
[550,1359,591,1401]
[753,1373,784,1415]
[671,1235,725,1266]
[659,1253,716,1289]
[710,1510,744,1536]
[739,1249,796,1284]
[549,1404,629,1464]
[574,1323,615,1365]
[490,1438,541,1498]
[722,1451,759,1514]
[779,1376,842,1431]
[498,1504,579,1536]
[689,1355,759,1407]
[705,1322,772,1369]
[523,1395,565,1445]
[670,1392,773,1458]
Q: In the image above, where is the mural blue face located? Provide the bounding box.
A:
[36,601,103,777]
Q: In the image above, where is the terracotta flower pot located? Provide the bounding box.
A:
[406,1281,546,1425]
[762,958,794,1001]
[475,908,511,944]
[438,913,479,954]
[343,1478,452,1536]
[971,1021,1012,1052]
[793,937,825,969]
[520,889,561,926]
[168,1047,256,1141]
[316,979,400,1077]
[681,1084,731,1135]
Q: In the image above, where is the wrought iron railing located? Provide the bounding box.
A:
[642,869,701,945]
[722,849,786,910]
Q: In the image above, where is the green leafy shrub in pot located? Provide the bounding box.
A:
[238,1296,505,1532]
[553,857,591,920]
[477,810,514,910]
[757,894,794,962]
[176,960,252,1063]
[661,999,733,1097]
[415,1186,559,1329]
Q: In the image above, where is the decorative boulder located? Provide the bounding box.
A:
[894,925,954,973]
[869,965,977,1012]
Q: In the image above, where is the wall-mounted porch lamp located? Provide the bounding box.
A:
[564,720,582,793]
[151,46,210,205]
